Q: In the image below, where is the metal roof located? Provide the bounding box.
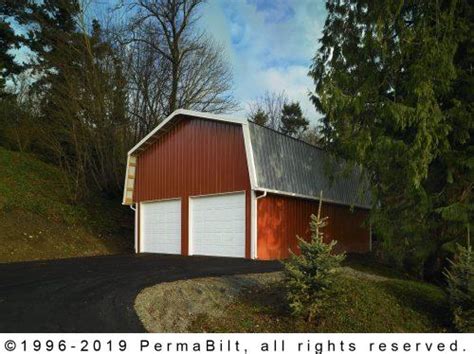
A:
[249,122,371,209]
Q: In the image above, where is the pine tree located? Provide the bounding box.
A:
[279,102,309,138]
[249,108,269,126]
[5,1,131,198]
[284,192,345,320]
[18,0,81,93]
[445,229,473,332]
[0,0,25,94]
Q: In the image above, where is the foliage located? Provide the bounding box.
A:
[248,91,313,139]
[3,2,132,199]
[444,235,474,332]
[0,75,42,152]
[38,20,130,199]
[247,90,289,130]
[0,0,24,93]
[279,102,309,138]
[248,108,269,126]
[300,126,322,147]
[284,196,345,320]
[189,259,449,333]
[310,0,473,277]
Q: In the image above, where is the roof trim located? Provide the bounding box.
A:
[122,154,131,205]
[128,109,246,156]
[242,123,258,189]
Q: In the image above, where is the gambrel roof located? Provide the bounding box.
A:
[123,109,371,209]
[248,122,371,208]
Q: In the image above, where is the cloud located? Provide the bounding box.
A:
[199,0,326,124]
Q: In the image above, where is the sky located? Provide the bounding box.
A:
[8,0,328,124]
[197,0,327,123]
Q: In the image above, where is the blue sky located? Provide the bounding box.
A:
[197,0,327,122]
[9,0,327,123]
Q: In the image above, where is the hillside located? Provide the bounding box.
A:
[0,147,133,263]
[135,258,450,333]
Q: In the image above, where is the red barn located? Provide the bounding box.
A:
[123,109,371,260]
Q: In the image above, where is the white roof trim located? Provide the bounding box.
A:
[242,123,258,189]
[128,109,246,156]
[122,154,131,204]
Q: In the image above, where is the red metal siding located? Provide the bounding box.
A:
[135,118,250,200]
[134,116,252,257]
[257,193,370,260]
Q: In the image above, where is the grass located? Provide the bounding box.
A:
[0,146,133,263]
[135,256,452,333]
[135,273,284,332]
[342,253,412,279]
[190,272,450,333]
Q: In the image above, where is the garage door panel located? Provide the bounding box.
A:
[190,192,246,258]
[141,199,181,254]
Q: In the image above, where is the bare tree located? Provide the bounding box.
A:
[0,74,41,152]
[301,126,322,147]
[120,0,237,120]
[177,37,235,113]
[247,90,288,130]
[119,32,169,141]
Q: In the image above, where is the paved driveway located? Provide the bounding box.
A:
[0,254,281,332]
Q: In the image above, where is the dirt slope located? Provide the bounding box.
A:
[0,147,133,263]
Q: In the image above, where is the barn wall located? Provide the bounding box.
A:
[134,118,250,201]
[257,193,370,260]
[134,117,252,256]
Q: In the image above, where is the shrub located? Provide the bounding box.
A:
[444,236,474,332]
[284,194,345,321]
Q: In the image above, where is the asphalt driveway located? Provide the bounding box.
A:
[0,254,281,332]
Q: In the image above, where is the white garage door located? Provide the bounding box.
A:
[190,192,246,258]
[140,199,181,254]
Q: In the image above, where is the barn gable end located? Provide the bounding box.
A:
[134,117,250,202]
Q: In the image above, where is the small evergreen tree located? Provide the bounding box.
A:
[249,108,269,126]
[279,102,309,138]
[284,192,345,321]
[445,227,474,332]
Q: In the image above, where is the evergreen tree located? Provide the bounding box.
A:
[15,0,81,93]
[249,108,269,126]
[0,0,25,93]
[38,18,130,198]
[310,0,472,277]
[279,102,309,138]
[435,0,474,252]
[284,193,345,320]
[445,231,473,332]
[4,1,130,198]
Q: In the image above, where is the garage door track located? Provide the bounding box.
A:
[0,254,281,332]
